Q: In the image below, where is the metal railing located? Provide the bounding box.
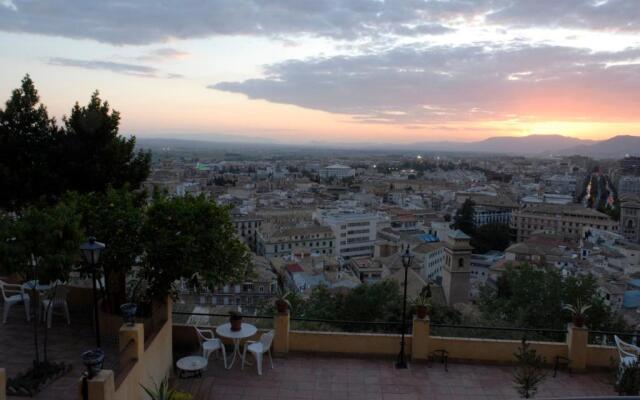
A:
[171,311,572,341]
[290,317,408,334]
[588,330,640,346]
[431,323,567,342]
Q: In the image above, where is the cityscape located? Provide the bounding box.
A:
[2,1,640,400]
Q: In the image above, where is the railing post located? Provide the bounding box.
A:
[273,311,290,355]
[567,323,588,371]
[412,316,431,361]
[1,367,6,400]
[119,323,144,365]
[78,370,115,400]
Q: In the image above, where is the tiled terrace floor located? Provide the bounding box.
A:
[1,305,118,400]
[176,354,617,400]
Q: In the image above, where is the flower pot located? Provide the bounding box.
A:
[416,305,429,319]
[120,303,137,327]
[81,349,105,379]
[276,299,289,314]
[230,314,242,331]
[572,314,585,328]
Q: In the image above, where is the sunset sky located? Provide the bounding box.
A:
[1,0,639,144]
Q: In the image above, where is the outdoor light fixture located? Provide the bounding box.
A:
[396,244,414,369]
[80,236,105,349]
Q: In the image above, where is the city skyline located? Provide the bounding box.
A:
[1,0,640,143]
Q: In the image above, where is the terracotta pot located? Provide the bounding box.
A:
[276,299,289,314]
[230,315,242,331]
[416,305,429,319]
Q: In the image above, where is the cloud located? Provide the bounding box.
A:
[137,48,190,62]
[486,0,640,32]
[48,57,182,79]
[211,44,640,124]
[2,1,640,46]
[0,0,466,45]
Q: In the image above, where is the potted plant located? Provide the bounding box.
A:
[81,349,105,378]
[275,287,291,314]
[120,277,146,326]
[413,291,432,319]
[563,299,591,328]
[229,311,243,331]
[141,376,193,399]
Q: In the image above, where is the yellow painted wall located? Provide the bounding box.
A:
[113,301,174,400]
[289,330,411,356]
[430,336,567,364]
[586,345,618,369]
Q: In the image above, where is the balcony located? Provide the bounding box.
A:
[0,306,625,399]
[171,312,620,400]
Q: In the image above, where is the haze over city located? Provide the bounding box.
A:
[1,0,640,144]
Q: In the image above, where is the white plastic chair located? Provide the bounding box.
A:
[41,285,70,328]
[1,279,30,323]
[615,335,640,381]
[242,330,274,375]
[194,326,227,368]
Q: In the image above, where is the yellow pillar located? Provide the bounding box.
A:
[567,323,588,371]
[119,323,144,363]
[273,312,290,355]
[1,367,6,400]
[411,317,431,361]
[78,370,115,400]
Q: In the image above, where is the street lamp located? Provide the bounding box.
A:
[80,237,105,348]
[396,244,414,369]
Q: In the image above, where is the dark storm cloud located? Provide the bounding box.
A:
[212,44,640,123]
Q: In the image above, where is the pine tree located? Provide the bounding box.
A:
[513,338,547,398]
[0,75,62,209]
[61,91,150,193]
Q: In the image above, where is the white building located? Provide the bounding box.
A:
[319,164,355,180]
[413,242,446,283]
[313,209,378,260]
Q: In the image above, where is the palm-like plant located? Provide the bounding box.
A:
[563,299,592,328]
[275,286,291,313]
[140,378,176,400]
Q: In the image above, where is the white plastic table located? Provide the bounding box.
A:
[176,355,208,378]
[216,322,257,369]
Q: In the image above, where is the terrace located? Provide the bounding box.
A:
[0,304,629,400]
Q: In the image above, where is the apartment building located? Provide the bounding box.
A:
[319,164,355,180]
[256,222,335,259]
[413,241,446,283]
[620,199,640,243]
[231,212,263,251]
[510,203,617,242]
[313,209,378,260]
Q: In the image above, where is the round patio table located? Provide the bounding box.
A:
[216,322,257,369]
[176,355,207,378]
[21,280,51,319]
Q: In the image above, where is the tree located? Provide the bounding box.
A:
[453,199,475,235]
[479,263,628,332]
[471,223,511,253]
[0,75,62,209]
[513,339,547,398]
[0,201,82,370]
[140,195,250,300]
[69,187,147,313]
[60,92,150,193]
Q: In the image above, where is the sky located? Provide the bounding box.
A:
[0,0,639,144]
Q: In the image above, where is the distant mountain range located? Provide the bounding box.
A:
[411,134,640,158]
[135,134,640,158]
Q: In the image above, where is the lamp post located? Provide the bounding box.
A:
[396,244,414,369]
[80,237,105,348]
